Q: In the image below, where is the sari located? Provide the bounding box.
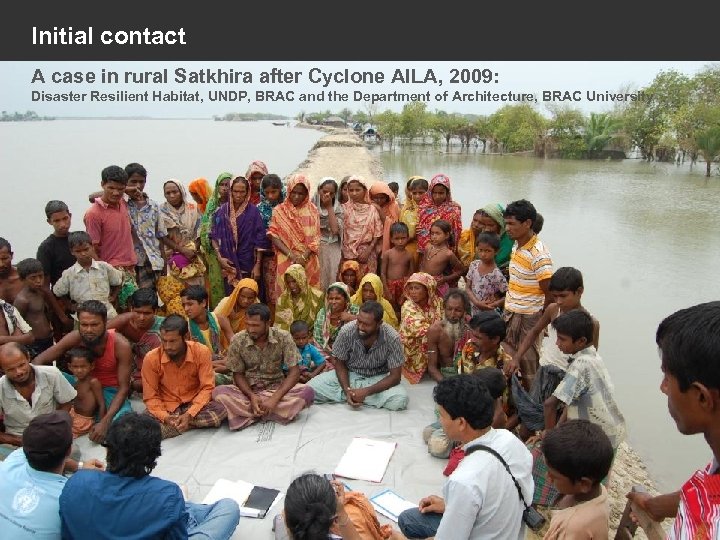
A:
[341,176,384,277]
[245,160,269,206]
[399,175,425,266]
[313,282,359,353]
[350,273,399,329]
[369,181,400,253]
[213,277,259,333]
[200,172,233,309]
[187,177,212,214]
[479,202,513,268]
[257,183,286,304]
[275,264,325,332]
[416,174,462,254]
[267,174,321,299]
[399,272,445,384]
[188,311,228,357]
[313,177,344,291]
[160,179,202,250]
[210,177,269,293]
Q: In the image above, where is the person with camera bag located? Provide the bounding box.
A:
[395,374,535,539]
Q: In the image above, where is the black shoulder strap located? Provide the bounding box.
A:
[465,443,530,510]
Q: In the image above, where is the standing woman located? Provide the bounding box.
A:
[399,175,428,267]
[257,174,285,308]
[267,174,321,299]
[369,180,401,254]
[313,177,344,291]
[210,176,268,294]
[160,179,204,285]
[245,160,269,205]
[200,172,232,309]
[341,176,384,279]
[187,178,212,215]
[416,173,462,257]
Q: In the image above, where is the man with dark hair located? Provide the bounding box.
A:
[142,314,227,439]
[502,198,553,391]
[308,300,408,410]
[396,374,533,539]
[212,303,314,430]
[0,411,74,538]
[628,301,720,537]
[33,300,133,442]
[426,288,471,382]
[0,237,23,303]
[59,412,240,538]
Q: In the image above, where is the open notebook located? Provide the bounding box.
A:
[333,437,397,483]
[202,478,282,518]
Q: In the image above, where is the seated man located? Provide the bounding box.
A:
[33,300,133,443]
[308,301,409,411]
[59,412,240,539]
[396,374,533,540]
[211,303,314,431]
[426,289,471,382]
[0,411,73,539]
[142,314,227,439]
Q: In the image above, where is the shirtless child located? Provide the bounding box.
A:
[418,220,464,298]
[14,258,59,358]
[381,222,414,315]
[0,238,23,303]
[66,348,106,438]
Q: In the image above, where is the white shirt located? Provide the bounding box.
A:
[435,428,534,540]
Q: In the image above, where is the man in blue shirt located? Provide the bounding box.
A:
[59,412,240,539]
[0,410,73,539]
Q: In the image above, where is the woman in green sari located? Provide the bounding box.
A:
[200,172,232,309]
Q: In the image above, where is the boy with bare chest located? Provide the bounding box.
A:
[14,259,60,357]
[381,222,415,315]
[66,348,106,438]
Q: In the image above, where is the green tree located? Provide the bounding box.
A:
[584,112,621,158]
[430,111,464,148]
[339,108,353,124]
[473,116,492,152]
[547,105,587,158]
[695,126,720,176]
[488,104,546,153]
[399,102,430,142]
[375,110,401,148]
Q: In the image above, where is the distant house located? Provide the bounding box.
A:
[323,116,346,127]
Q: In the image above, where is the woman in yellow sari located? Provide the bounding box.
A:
[275,264,325,332]
[399,272,444,384]
[399,176,428,267]
[350,273,398,329]
[213,277,259,333]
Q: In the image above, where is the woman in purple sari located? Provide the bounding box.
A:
[210,176,269,294]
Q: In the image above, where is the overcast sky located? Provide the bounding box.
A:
[1,61,715,119]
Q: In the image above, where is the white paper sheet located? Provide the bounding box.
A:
[333,437,397,482]
[203,478,254,508]
[370,489,417,522]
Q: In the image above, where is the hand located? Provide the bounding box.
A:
[504,357,519,377]
[418,495,445,514]
[169,412,192,433]
[212,360,228,373]
[626,491,663,522]
[357,247,369,264]
[347,387,369,406]
[345,389,361,408]
[179,247,196,260]
[339,311,356,323]
[83,458,106,471]
[219,257,235,272]
[261,396,280,415]
[251,264,262,282]
[249,395,265,417]
[299,372,311,383]
[320,191,334,209]
[477,300,493,311]
[526,431,544,446]
[88,419,110,443]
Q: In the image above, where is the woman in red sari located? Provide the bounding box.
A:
[267,174,321,299]
[416,173,463,256]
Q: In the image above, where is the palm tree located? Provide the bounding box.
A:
[695,126,720,177]
[584,113,620,158]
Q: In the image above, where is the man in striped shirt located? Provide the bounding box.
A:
[501,199,553,390]
[628,301,720,538]
[307,301,408,411]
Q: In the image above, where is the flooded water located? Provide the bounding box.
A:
[375,144,720,491]
[0,119,717,491]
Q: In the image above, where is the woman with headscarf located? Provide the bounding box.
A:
[257,173,285,308]
[160,179,204,285]
[341,176,384,278]
[399,272,445,384]
[275,264,324,332]
[476,202,513,271]
[187,178,212,215]
[200,172,232,309]
[416,173,462,256]
[369,180,400,254]
[350,273,398,329]
[267,174,321,299]
[210,176,269,294]
[399,176,428,267]
[313,177,344,291]
[313,282,358,354]
[245,160,269,205]
[213,277,259,333]
[338,259,360,296]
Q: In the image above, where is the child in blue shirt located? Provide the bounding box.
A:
[287,320,325,383]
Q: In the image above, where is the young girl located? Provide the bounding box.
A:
[399,176,428,267]
[465,232,508,316]
[257,174,285,308]
[338,260,360,296]
[418,220,464,298]
[313,177,344,291]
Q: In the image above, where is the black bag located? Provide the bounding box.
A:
[465,443,546,532]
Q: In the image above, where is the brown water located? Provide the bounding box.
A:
[375,144,720,491]
[0,120,717,491]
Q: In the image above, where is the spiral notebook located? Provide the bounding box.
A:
[333,437,397,483]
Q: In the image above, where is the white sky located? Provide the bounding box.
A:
[1,61,715,119]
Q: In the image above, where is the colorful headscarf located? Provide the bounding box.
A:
[274,263,324,331]
[213,277,259,333]
[160,179,201,242]
[245,160,269,205]
[188,178,212,214]
[228,176,251,246]
[417,174,462,253]
[479,202,507,236]
[312,176,344,244]
[369,181,401,253]
[313,281,359,351]
[200,172,233,309]
[257,179,286,229]
[350,273,399,328]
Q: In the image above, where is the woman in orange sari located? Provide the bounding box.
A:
[369,180,400,254]
[213,277,259,333]
[187,177,212,214]
[267,174,321,299]
[341,176,384,278]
